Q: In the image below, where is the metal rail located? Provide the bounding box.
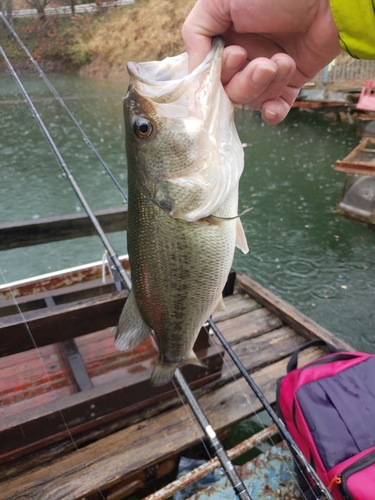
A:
[0,12,128,203]
[1,45,251,500]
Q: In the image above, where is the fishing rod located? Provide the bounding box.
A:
[209,318,334,500]
[174,370,252,500]
[0,12,127,203]
[1,47,251,500]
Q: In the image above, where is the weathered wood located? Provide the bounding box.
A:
[0,256,130,300]
[58,339,93,392]
[0,291,128,357]
[0,207,128,251]
[1,347,323,500]
[220,326,306,380]
[0,280,118,317]
[212,293,260,323]
[236,273,352,350]
[217,306,283,345]
[334,137,375,177]
[0,340,223,461]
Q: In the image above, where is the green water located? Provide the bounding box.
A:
[1,74,374,352]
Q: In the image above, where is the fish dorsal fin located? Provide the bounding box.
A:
[236,218,249,254]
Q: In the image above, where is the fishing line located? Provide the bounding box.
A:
[0,12,128,204]
[171,377,214,462]
[0,268,107,500]
[1,47,249,499]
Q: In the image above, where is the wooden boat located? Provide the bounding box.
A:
[0,212,351,499]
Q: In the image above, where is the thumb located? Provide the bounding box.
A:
[182,0,231,71]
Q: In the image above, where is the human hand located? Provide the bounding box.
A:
[182,0,342,124]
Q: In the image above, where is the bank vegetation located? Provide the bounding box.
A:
[0,0,196,78]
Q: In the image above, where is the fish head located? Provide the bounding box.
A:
[124,36,244,221]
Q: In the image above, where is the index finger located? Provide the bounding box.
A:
[182,0,231,70]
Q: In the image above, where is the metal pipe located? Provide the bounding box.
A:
[0,12,128,203]
[143,424,277,500]
[208,318,334,500]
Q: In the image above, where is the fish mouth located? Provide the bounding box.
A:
[127,37,224,104]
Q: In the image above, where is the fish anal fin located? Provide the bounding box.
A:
[150,361,178,386]
[115,290,151,351]
[186,351,207,369]
[213,295,226,313]
[236,218,249,254]
[150,351,206,386]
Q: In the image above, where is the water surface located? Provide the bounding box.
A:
[0,74,374,351]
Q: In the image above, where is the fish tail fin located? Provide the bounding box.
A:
[115,290,151,351]
[150,361,178,387]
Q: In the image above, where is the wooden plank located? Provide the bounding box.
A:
[217,306,283,345]
[334,161,375,176]
[0,279,118,316]
[236,273,352,350]
[0,207,128,251]
[0,291,128,357]
[221,326,306,380]
[0,256,130,300]
[0,342,223,461]
[0,347,324,499]
[212,293,260,323]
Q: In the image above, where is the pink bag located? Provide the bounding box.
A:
[277,340,375,499]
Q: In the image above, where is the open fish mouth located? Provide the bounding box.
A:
[127,36,223,105]
[125,37,244,223]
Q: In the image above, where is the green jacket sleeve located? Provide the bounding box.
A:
[330,0,375,59]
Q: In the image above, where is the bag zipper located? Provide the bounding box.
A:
[329,449,375,500]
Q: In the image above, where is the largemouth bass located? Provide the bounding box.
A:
[115,37,248,386]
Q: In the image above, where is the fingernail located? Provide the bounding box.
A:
[223,51,245,72]
[264,109,277,120]
[273,57,293,81]
[251,64,276,87]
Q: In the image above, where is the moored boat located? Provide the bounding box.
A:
[0,239,351,499]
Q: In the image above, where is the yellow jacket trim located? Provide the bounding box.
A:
[330,0,375,59]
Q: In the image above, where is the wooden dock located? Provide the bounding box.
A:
[0,264,351,499]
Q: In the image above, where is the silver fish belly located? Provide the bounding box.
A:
[115,37,248,386]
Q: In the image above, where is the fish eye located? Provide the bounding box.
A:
[133,117,153,139]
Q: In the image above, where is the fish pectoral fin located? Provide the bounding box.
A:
[115,290,152,351]
[236,218,249,254]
